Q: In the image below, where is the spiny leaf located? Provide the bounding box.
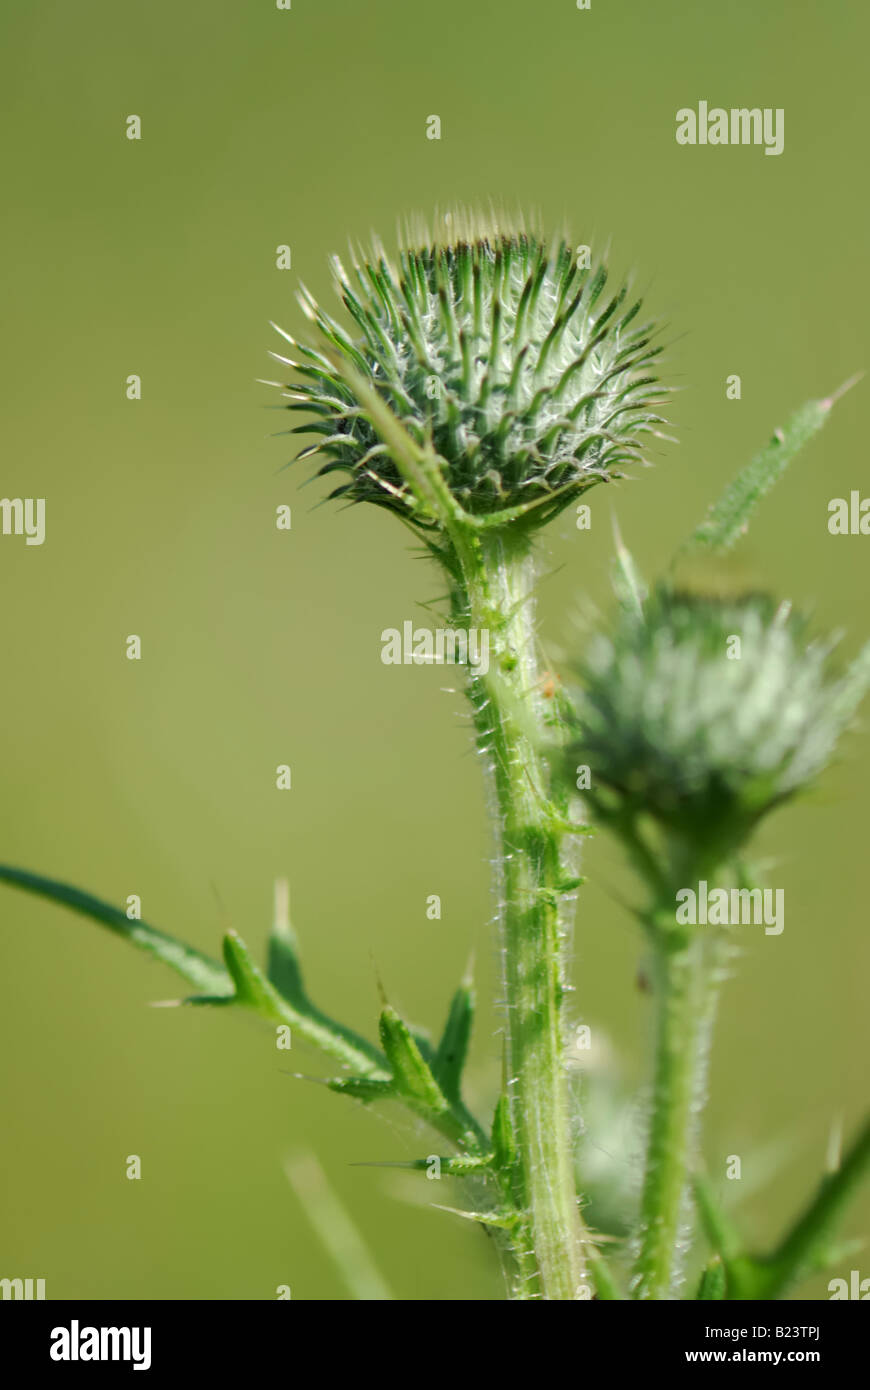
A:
[352,1154,492,1176]
[682,383,857,556]
[266,876,307,1009]
[378,1005,450,1113]
[409,1027,437,1064]
[262,882,390,1075]
[433,979,474,1104]
[431,1204,519,1230]
[0,864,388,1079]
[556,874,584,893]
[327,1077,395,1103]
[222,930,389,1078]
[0,865,233,996]
[223,930,290,1018]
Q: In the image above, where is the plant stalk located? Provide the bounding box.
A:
[451,523,586,1300]
[634,926,723,1299]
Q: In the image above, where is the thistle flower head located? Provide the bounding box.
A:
[270,213,667,532]
[569,587,870,853]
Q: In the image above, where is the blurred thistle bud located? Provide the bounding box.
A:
[567,587,870,856]
[269,212,667,533]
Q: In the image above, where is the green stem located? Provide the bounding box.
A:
[451,523,586,1300]
[736,1116,870,1299]
[634,927,723,1299]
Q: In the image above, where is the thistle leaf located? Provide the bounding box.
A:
[262,881,390,1075]
[353,1154,492,1176]
[327,1076,395,1103]
[222,930,290,1018]
[431,1204,519,1230]
[378,1005,450,1113]
[433,979,474,1104]
[266,877,307,1009]
[0,864,387,1079]
[0,865,232,996]
[683,385,857,555]
[224,930,389,1077]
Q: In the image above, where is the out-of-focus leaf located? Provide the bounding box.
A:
[611,515,647,617]
[682,385,857,555]
[696,1255,726,1300]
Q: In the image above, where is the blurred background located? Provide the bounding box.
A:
[1,0,867,1300]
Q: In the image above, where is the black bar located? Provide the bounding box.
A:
[2,1298,866,1374]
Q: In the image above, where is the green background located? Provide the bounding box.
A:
[1,0,867,1300]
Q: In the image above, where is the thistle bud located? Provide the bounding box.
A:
[270,214,667,532]
[569,588,870,853]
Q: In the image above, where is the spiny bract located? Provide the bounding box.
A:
[569,588,870,849]
[270,220,667,529]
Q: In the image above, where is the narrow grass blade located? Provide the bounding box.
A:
[284,1152,393,1300]
[611,514,646,618]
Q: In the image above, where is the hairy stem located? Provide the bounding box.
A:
[634,928,723,1299]
[451,524,586,1300]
